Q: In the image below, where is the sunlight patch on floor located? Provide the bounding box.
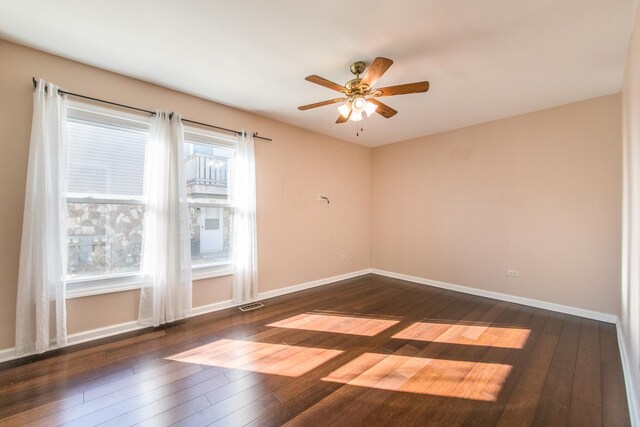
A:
[167,339,343,377]
[392,322,531,349]
[323,353,512,401]
[267,313,400,336]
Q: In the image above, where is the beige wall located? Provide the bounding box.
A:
[621,0,640,414]
[372,95,622,315]
[0,40,372,349]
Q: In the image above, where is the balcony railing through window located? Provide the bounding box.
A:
[185,153,228,186]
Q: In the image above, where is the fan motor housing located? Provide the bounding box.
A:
[350,61,366,76]
[345,78,370,96]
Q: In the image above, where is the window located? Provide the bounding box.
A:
[66,103,149,293]
[65,102,237,295]
[184,127,236,277]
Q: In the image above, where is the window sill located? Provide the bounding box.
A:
[192,263,234,281]
[66,280,141,299]
[66,266,233,299]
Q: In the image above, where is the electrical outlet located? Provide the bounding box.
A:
[506,269,520,277]
[317,193,325,201]
[341,254,347,261]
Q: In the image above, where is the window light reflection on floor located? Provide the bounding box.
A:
[167,339,343,377]
[392,322,531,349]
[267,313,400,336]
[323,353,512,401]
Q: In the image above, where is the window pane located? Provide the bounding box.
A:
[189,206,232,265]
[67,203,144,279]
[185,138,234,267]
[184,140,233,204]
[67,119,147,197]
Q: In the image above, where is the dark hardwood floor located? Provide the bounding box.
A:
[0,274,631,426]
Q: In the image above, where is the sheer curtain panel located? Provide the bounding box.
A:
[138,112,193,326]
[15,79,68,355]
[231,131,258,303]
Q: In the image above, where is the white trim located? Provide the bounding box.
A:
[66,273,142,299]
[184,125,238,147]
[0,320,144,364]
[67,282,141,299]
[192,269,371,312]
[256,269,372,302]
[191,299,236,316]
[68,320,143,346]
[0,347,18,363]
[66,194,144,205]
[192,265,233,281]
[617,320,640,427]
[370,269,618,323]
[66,267,233,299]
[0,269,371,363]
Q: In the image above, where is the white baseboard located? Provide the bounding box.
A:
[192,268,372,315]
[0,347,18,363]
[370,269,618,323]
[617,320,639,427]
[191,299,236,316]
[257,269,372,301]
[0,320,146,364]
[0,268,372,363]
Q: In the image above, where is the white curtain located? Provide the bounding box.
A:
[15,79,68,355]
[138,112,192,326]
[231,131,259,303]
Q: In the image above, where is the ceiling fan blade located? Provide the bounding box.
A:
[368,98,397,118]
[298,98,346,111]
[374,81,430,97]
[360,57,393,88]
[336,110,351,124]
[305,75,345,92]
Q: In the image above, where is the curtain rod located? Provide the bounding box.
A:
[32,77,272,141]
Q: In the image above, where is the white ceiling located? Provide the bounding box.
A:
[0,0,636,147]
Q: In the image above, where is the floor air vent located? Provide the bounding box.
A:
[239,302,264,312]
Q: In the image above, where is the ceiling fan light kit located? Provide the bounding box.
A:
[338,103,351,118]
[298,57,430,134]
[364,101,378,117]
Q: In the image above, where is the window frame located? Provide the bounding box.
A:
[65,102,236,299]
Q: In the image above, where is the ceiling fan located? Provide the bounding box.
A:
[298,57,429,124]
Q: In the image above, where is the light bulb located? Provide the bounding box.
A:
[349,111,363,122]
[338,103,351,118]
[364,101,378,117]
[352,96,366,113]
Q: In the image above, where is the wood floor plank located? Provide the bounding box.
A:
[496,312,564,426]
[24,364,205,426]
[569,318,602,426]
[0,275,630,426]
[600,322,631,427]
[207,392,282,427]
[531,314,582,426]
[460,305,545,426]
